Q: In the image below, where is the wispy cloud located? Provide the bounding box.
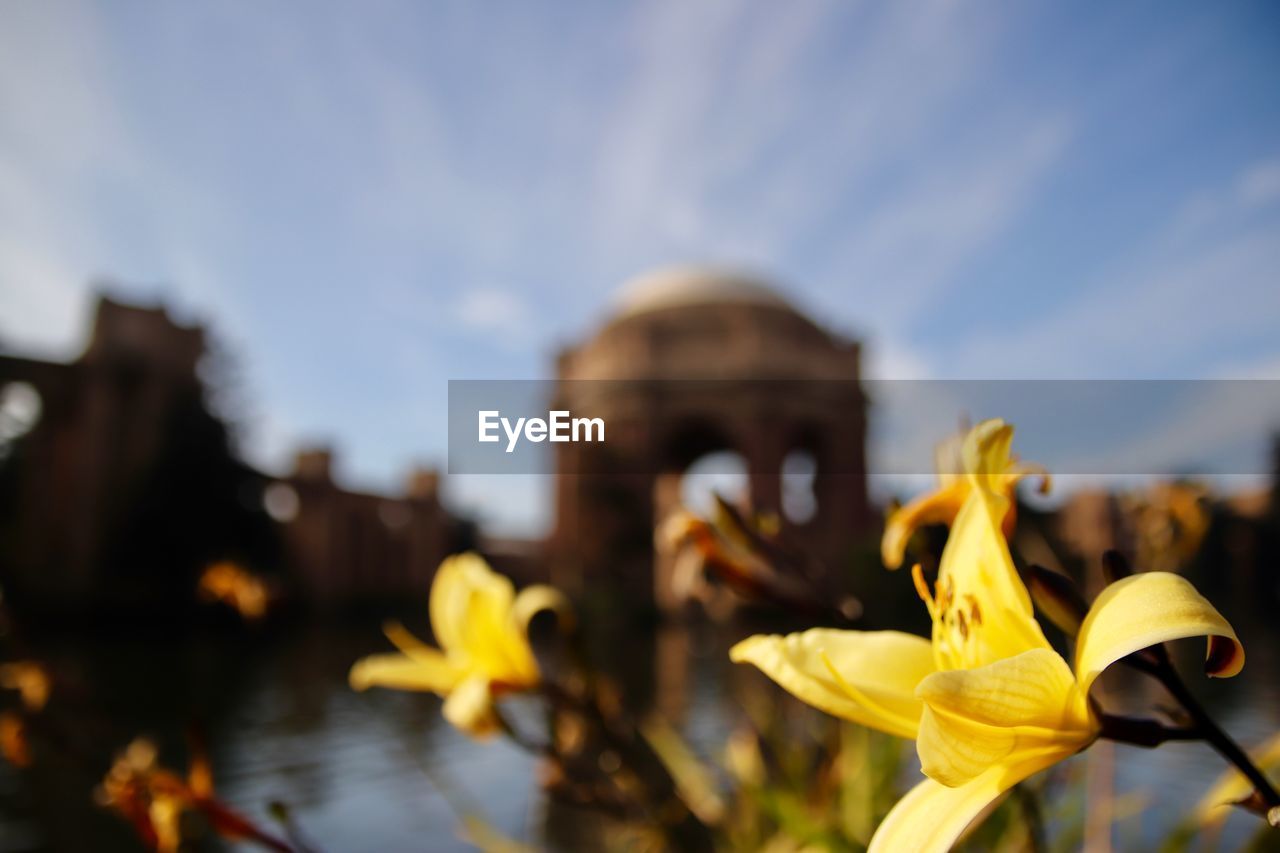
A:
[949,153,1280,378]
[0,1,130,354]
[452,288,536,346]
[0,1,1276,531]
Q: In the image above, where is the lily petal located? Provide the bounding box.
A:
[430,553,515,656]
[1075,572,1244,696]
[382,621,447,664]
[868,750,1064,853]
[932,484,1049,668]
[430,553,540,683]
[963,419,1017,490]
[915,648,1094,787]
[442,675,500,737]
[1009,461,1052,496]
[348,650,460,693]
[730,629,934,739]
[881,485,966,569]
[513,584,575,636]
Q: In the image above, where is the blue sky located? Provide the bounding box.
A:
[2,2,1278,531]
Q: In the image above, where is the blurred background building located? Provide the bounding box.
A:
[549,266,872,611]
[7,270,1278,623]
[0,266,879,616]
[4,269,1279,618]
[0,296,461,614]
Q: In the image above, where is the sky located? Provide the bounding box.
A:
[2,1,1279,533]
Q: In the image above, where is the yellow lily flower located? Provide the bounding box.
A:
[349,553,570,737]
[881,419,1049,569]
[732,419,1244,852]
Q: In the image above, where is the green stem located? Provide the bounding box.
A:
[1148,655,1280,811]
[1110,644,1280,814]
[1097,712,1198,747]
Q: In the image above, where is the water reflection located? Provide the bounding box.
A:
[2,613,1276,851]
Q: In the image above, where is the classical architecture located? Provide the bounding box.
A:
[0,297,218,608]
[0,296,457,613]
[7,276,1273,619]
[547,266,874,610]
[269,447,456,607]
[0,270,875,615]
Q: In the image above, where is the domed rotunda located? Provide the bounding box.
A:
[557,265,861,381]
[549,266,872,611]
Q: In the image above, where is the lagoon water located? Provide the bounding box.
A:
[2,614,1276,852]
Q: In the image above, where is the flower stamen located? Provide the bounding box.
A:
[912,563,937,619]
[964,593,983,626]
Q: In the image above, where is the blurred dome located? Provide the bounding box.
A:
[613,265,792,318]
[557,265,858,381]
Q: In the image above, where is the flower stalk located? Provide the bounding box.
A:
[1087,555,1280,819]
[1138,647,1280,819]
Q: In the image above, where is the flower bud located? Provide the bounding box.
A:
[1026,564,1089,637]
[1101,550,1132,585]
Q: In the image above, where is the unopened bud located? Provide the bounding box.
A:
[1026,564,1089,637]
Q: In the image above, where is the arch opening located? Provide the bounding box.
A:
[680,450,750,516]
[0,381,42,458]
[781,448,818,524]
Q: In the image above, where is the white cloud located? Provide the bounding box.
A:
[1170,154,1280,239]
[453,288,536,344]
[1068,382,1279,482]
[950,155,1280,378]
[862,335,934,381]
[0,232,88,357]
[1,1,1274,530]
[0,1,126,355]
[1212,353,1280,381]
[810,116,1071,330]
[1236,158,1280,209]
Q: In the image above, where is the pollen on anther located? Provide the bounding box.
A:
[911,564,937,617]
[937,577,954,613]
[964,593,983,625]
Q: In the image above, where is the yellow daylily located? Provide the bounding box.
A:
[349,553,570,737]
[732,419,1244,852]
[881,419,1049,569]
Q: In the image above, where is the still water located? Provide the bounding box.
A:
[1,614,1277,852]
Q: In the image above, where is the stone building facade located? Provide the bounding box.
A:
[1,272,874,615]
[547,266,875,610]
[0,297,211,607]
[0,296,456,612]
[268,448,455,607]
